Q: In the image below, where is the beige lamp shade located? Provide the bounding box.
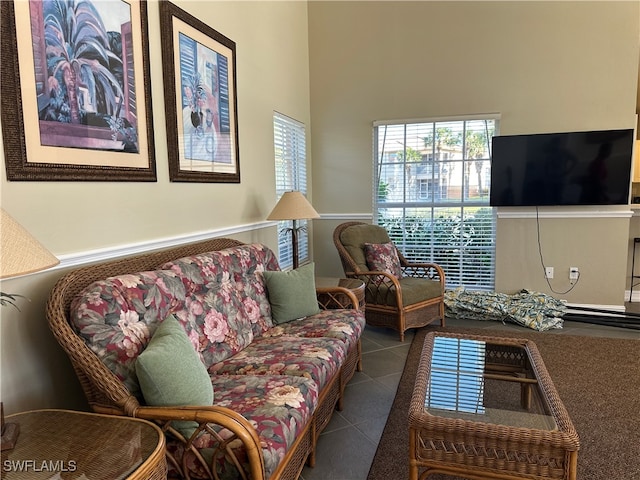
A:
[0,208,59,279]
[267,191,320,221]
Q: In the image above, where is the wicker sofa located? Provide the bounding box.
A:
[46,238,365,480]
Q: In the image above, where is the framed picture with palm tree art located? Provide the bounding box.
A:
[0,0,156,181]
[159,1,240,183]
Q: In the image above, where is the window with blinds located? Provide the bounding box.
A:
[373,115,498,290]
[273,112,309,270]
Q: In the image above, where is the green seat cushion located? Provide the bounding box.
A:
[339,224,392,271]
[366,276,443,307]
[263,263,321,324]
[136,315,213,438]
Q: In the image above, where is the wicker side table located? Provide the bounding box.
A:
[315,277,365,310]
[0,409,166,480]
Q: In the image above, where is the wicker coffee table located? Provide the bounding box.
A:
[409,332,580,480]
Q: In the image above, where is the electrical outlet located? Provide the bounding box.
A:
[569,267,579,280]
[545,266,554,279]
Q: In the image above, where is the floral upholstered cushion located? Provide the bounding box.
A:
[262,308,366,352]
[161,243,280,338]
[364,242,402,279]
[209,336,346,391]
[70,265,265,398]
[166,374,319,480]
[70,269,187,397]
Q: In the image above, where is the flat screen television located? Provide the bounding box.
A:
[489,129,634,207]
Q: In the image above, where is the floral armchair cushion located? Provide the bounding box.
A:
[364,242,402,279]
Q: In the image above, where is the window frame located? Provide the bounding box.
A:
[273,111,309,270]
[373,114,500,290]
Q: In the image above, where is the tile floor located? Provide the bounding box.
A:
[300,307,640,480]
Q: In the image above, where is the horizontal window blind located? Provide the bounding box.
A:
[274,112,309,269]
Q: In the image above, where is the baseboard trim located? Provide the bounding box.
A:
[565,302,626,315]
[625,290,640,304]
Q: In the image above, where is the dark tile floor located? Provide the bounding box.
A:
[300,306,640,480]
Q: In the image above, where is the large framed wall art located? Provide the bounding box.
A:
[159,1,240,183]
[0,0,156,181]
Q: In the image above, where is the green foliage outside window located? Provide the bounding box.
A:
[378,207,495,287]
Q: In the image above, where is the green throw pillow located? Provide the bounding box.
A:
[135,315,213,439]
[263,262,321,324]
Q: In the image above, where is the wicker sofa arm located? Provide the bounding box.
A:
[316,286,360,310]
[132,405,265,480]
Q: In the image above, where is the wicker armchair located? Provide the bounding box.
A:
[333,222,445,341]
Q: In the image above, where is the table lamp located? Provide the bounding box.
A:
[267,191,319,269]
[1,207,59,450]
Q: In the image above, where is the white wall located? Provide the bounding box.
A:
[308,1,640,307]
[0,0,311,414]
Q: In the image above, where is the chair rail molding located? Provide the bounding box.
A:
[319,213,373,221]
[496,208,634,219]
[52,221,274,272]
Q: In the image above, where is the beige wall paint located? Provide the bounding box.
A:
[309,1,640,306]
[0,1,311,413]
[495,212,631,305]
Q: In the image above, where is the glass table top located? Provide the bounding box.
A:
[424,335,557,430]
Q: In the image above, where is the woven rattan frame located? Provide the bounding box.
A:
[333,222,446,341]
[46,237,363,480]
[409,331,580,480]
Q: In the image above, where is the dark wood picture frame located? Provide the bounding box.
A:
[159,1,240,183]
[0,0,156,182]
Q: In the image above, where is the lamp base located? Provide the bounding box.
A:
[1,403,19,451]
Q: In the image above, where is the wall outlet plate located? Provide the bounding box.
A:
[569,267,579,280]
[545,266,554,279]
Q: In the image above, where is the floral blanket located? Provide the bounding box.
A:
[444,287,566,331]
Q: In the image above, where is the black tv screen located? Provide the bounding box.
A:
[490,129,634,206]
